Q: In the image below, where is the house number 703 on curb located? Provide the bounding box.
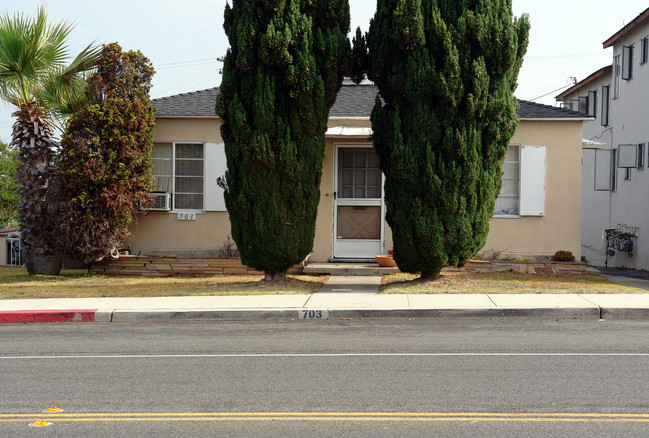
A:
[299,309,329,319]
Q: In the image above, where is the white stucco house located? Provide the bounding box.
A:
[557,6,649,269]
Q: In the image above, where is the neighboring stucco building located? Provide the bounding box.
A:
[125,83,586,264]
[0,227,22,266]
[557,7,649,269]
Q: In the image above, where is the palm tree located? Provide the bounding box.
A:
[0,4,99,275]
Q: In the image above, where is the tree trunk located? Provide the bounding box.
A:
[264,271,287,282]
[26,250,62,276]
[12,102,61,275]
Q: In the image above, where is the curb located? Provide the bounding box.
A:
[4,307,649,323]
[0,310,97,324]
[110,307,601,322]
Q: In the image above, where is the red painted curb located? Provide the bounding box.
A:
[0,310,97,324]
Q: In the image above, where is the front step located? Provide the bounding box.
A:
[303,263,399,276]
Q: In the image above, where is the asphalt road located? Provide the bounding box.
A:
[2,318,649,437]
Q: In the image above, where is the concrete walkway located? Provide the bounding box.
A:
[2,273,649,323]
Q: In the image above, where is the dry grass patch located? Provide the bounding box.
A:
[0,267,325,299]
[381,271,644,294]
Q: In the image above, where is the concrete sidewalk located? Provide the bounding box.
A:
[2,272,649,323]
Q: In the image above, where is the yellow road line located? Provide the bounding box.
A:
[3,412,649,423]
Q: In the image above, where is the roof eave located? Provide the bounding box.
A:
[519,117,594,122]
[603,7,649,48]
[555,65,612,100]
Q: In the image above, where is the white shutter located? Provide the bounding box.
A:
[594,149,612,191]
[519,146,546,216]
[204,142,227,211]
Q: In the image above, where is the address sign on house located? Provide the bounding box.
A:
[177,212,196,221]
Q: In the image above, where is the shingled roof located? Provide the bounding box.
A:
[152,84,589,120]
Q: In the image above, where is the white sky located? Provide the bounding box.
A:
[0,0,648,143]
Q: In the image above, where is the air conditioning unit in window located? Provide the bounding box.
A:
[148,193,172,211]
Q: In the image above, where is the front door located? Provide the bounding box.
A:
[332,145,385,259]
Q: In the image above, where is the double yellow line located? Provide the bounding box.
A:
[3,412,649,423]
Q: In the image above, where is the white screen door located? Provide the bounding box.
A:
[333,145,385,259]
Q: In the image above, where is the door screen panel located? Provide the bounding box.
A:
[337,206,381,239]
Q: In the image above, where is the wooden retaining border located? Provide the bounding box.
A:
[446,260,588,276]
[90,255,303,277]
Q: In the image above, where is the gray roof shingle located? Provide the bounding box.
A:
[152,84,588,120]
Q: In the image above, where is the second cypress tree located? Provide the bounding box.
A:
[367,0,530,278]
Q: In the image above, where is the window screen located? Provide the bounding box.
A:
[338,149,381,199]
[174,143,204,210]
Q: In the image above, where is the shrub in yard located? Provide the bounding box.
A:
[553,250,575,262]
[58,43,155,263]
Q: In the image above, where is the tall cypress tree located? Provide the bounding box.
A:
[216,0,350,280]
[367,0,529,278]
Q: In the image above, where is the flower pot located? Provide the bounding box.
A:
[375,254,397,267]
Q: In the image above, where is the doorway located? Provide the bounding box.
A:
[332,145,385,259]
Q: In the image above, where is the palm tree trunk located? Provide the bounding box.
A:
[12,102,62,275]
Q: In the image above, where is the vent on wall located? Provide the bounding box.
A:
[149,193,172,211]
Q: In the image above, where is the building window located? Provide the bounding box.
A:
[622,45,634,80]
[570,99,579,111]
[152,142,204,210]
[587,91,597,117]
[642,37,649,64]
[638,143,646,169]
[5,236,24,266]
[614,55,621,98]
[601,85,609,126]
[495,146,519,215]
[579,96,588,114]
[612,148,618,191]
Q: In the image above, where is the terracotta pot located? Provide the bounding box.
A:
[375,254,397,267]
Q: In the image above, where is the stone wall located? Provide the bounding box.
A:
[91,255,587,277]
[90,255,303,276]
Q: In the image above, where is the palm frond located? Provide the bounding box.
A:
[0,4,76,104]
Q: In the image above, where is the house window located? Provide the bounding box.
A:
[587,91,597,117]
[152,142,204,210]
[579,96,588,114]
[638,143,645,169]
[614,55,621,98]
[494,145,546,216]
[642,37,649,64]
[495,146,519,215]
[622,45,634,80]
[601,85,609,126]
